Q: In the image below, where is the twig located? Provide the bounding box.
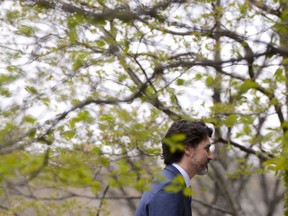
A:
[96,185,110,216]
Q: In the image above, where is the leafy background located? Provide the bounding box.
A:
[0,0,287,215]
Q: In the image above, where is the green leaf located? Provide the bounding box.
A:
[183,187,193,197]
[239,3,247,15]
[243,125,251,134]
[164,134,186,153]
[194,73,203,80]
[23,115,36,124]
[25,86,38,94]
[164,174,185,193]
[274,68,285,82]
[41,97,50,106]
[97,0,106,4]
[264,156,288,172]
[239,80,258,93]
[99,114,114,122]
[6,66,19,72]
[28,129,36,139]
[0,74,18,84]
[78,110,92,122]
[205,76,214,87]
[135,178,150,191]
[0,87,11,97]
[176,78,185,86]
[225,115,237,127]
[91,181,102,194]
[67,16,78,29]
[96,40,106,47]
[69,110,94,128]
[6,10,21,22]
[73,53,89,71]
[69,29,78,43]
[17,25,36,36]
[62,130,76,140]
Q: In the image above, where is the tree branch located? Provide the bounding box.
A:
[218,137,274,161]
[249,0,281,17]
[4,148,50,186]
[97,185,110,216]
[192,198,234,215]
[22,0,139,22]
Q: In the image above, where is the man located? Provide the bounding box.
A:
[135,120,213,216]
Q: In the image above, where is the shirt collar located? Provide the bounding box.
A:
[172,163,191,187]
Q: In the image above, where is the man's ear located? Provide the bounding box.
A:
[184,145,192,156]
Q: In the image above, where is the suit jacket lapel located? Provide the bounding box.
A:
[163,165,192,215]
[185,194,192,216]
[163,165,181,178]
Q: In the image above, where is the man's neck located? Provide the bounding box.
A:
[172,163,191,187]
[176,160,196,179]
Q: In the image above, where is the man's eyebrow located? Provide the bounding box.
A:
[205,144,212,148]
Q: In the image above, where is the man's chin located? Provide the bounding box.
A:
[197,165,208,176]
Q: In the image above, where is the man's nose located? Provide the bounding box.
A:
[208,151,214,160]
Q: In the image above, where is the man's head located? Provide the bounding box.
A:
[162,120,213,176]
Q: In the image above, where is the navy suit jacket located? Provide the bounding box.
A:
[135,165,192,216]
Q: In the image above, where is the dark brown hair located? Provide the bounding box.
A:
[162,120,213,165]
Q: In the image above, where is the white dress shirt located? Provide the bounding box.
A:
[172,163,191,188]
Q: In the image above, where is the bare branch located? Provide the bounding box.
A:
[218,137,274,161]
[192,198,234,215]
[97,185,110,216]
[21,0,139,22]
[249,0,281,17]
